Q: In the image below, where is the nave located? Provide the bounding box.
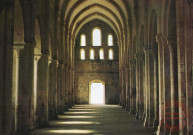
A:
[31,105,154,135]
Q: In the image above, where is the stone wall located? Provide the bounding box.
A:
[75,20,119,104]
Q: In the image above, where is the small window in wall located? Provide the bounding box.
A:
[109,49,114,60]
[92,28,101,46]
[80,49,85,60]
[99,49,104,60]
[80,34,86,46]
[90,49,95,60]
[108,34,113,46]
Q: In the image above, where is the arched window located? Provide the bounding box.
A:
[108,34,113,46]
[92,28,101,46]
[109,49,114,60]
[99,49,104,60]
[80,34,86,46]
[90,49,95,60]
[80,49,85,60]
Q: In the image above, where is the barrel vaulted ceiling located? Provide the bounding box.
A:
[56,0,134,40]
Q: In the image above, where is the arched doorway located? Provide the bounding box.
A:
[89,80,105,104]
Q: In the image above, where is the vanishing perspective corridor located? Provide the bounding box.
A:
[1,0,193,135]
[31,105,154,135]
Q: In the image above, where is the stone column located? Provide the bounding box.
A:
[122,67,126,108]
[12,44,24,131]
[148,47,155,127]
[69,67,72,108]
[20,42,35,131]
[143,45,150,127]
[65,65,71,109]
[156,34,165,134]
[57,62,64,114]
[62,64,67,110]
[130,59,136,114]
[49,58,58,120]
[70,68,75,106]
[140,53,145,120]
[119,68,123,106]
[33,54,41,128]
[136,53,140,119]
[71,69,75,106]
[129,61,132,114]
[166,37,179,133]
[161,37,172,134]
[37,49,49,127]
[151,46,159,129]
[125,65,130,111]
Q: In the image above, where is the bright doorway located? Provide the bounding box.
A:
[89,80,105,104]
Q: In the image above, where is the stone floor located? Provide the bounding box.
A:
[31,105,154,135]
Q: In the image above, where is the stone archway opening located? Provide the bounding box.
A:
[89,80,105,104]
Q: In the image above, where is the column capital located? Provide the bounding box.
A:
[13,43,25,57]
[143,45,149,53]
[41,49,49,55]
[161,36,168,48]
[48,59,52,65]
[52,55,58,60]
[165,37,177,52]
[34,54,41,61]
[156,33,163,45]
[150,46,158,60]
[13,43,25,50]
[25,42,36,48]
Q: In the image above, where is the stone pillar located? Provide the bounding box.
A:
[148,47,155,127]
[130,59,136,114]
[166,37,179,134]
[71,69,75,106]
[122,67,126,108]
[156,34,165,134]
[139,53,145,120]
[151,47,159,129]
[37,50,49,127]
[68,66,72,108]
[33,54,41,128]
[119,68,123,106]
[20,42,35,131]
[162,37,172,134]
[125,65,130,111]
[70,68,75,106]
[136,53,140,119]
[12,44,24,131]
[144,46,150,127]
[57,62,64,114]
[48,58,58,120]
[63,65,68,109]
[176,1,193,134]
[64,65,71,109]
[62,65,67,110]
[69,67,72,108]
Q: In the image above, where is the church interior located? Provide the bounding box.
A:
[0,0,193,134]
